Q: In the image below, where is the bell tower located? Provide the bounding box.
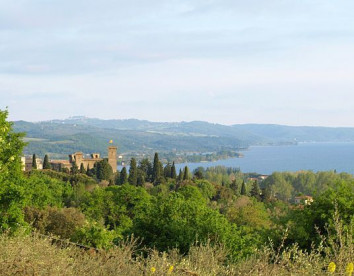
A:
[108,145,117,173]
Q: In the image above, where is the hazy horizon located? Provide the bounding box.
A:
[12,115,354,129]
[2,1,354,127]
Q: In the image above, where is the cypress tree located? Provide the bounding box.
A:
[114,171,120,185]
[32,154,37,170]
[171,162,177,179]
[120,167,128,184]
[80,163,86,174]
[159,162,164,178]
[194,167,204,180]
[138,158,152,182]
[43,154,50,169]
[96,159,113,181]
[137,172,145,186]
[128,158,138,185]
[103,161,113,181]
[250,180,261,200]
[95,161,103,179]
[241,180,247,195]
[152,153,160,183]
[86,164,92,176]
[183,166,190,180]
[71,162,79,175]
[164,162,172,178]
[177,169,183,182]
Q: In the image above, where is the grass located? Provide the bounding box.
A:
[0,212,352,275]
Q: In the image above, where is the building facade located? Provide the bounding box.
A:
[21,156,43,171]
[54,146,118,173]
[22,145,118,173]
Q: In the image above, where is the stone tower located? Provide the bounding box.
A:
[108,146,117,173]
[69,152,83,167]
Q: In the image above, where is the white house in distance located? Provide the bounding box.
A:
[294,195,313,205]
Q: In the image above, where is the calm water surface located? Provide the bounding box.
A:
[175,142,354,174]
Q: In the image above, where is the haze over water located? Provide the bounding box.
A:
[175,142,354,175]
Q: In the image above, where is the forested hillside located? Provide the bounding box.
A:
[13,120,249,159]
[1,110,354,275]
[13,117,354,160]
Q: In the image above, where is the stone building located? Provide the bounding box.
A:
[22,156,43,171]
[51,145,117,173]
[49,160,72,171]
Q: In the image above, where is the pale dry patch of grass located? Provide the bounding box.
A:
[0,215,352,276]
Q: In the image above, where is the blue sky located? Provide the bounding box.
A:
[1,0,354,126]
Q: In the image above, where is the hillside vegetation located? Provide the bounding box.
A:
[13,117,354,160]
[1,110,353,275]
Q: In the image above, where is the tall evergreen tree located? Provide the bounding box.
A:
[43,154,50,169]
[137,172,145,187]
[194,167,204,180]
[32,154,37,169]
[120,167,128,184]
[241,180,247,195]
[250,180,261,200]
[177,169,183,182]
[114,171,120,185]
[171,162,177,179]
[183,166,190,180]
[230,179,239,195]
[152,153,161,183]
[164,162,172,178]
[138,158,153,182]
[86,164,93,176]
[96,159,113,181]
[128,158,138,185]
[71,162,79,175]
[79,163,86,174]
[159,162,164,180]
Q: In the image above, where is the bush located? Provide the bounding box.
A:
[24,206,86,239]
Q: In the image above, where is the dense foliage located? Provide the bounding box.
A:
[1,109,353,271]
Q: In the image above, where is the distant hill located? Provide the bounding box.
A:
[233,124,354,143]
[13,117,354,159]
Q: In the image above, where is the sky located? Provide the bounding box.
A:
[1,0,354,126]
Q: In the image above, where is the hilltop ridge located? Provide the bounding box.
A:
[13,117,354,159]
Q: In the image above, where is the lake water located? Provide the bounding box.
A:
[175,142,354,175]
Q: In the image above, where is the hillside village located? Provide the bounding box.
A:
[20,144,315,206]
[22,145,118,173]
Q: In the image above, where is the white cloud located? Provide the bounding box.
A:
[1,0,354,126]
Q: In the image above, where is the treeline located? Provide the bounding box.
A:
[15,119,246,161]
[1,109,354,267]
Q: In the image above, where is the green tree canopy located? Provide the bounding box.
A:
[71,162,79,175]
[95,159,113,181]
[128,158,137,186]
[152,153,160,184]
[163,162,172,178]
[241,181,247,195]
[0,109,27,230]
[250,181,261,201]
[32,154,37,170]
[43,154,50,170]
[171,162,177,179]
[183,166,190,180]
[79,163,86,174]
[120,167,128,184]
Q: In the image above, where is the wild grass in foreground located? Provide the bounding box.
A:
[0,217,352,276]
